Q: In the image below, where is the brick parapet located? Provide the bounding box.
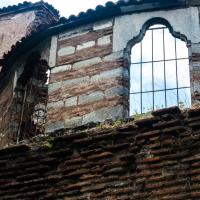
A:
[0,107,200,199]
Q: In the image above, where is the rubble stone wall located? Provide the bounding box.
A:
[0,7,56,146]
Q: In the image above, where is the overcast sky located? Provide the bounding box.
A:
[0,0,118,17]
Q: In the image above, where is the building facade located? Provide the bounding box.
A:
[1,1,200,200]
[0,0,200,145]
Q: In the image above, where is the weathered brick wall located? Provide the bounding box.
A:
[190,43,200,104]
[187,6,200,105]
[0,107,200,199]
[0,77,14,147]
[47,19,129,132]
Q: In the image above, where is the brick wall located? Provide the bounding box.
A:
[0,107,200,199]
[190,44,200,105]
[46,6,200,133]
[47,19,129,132]
[0,77,14,147]
[0,54,50,147]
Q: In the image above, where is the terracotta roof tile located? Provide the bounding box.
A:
[0,1,59,17]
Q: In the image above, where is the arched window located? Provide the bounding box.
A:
[130,24,191,116]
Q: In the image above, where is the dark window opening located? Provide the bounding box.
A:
[130,24,191,116]
[12,52,50,142]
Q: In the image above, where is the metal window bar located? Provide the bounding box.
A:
[163,27,167,108]
[140,42,143,114]
[152,29,155,110]
[130,86,190,95]
[131,57,188,65]
[130,25,190,115]
[175,38,179,105]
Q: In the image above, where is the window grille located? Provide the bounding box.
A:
[130,25,191,116]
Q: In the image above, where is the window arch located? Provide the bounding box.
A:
[129,21,191,116]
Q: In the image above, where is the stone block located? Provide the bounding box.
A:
[58,46,75,57]
[51,64,72,74]
[191,43,200,54]
[73,57,102,69]
[45,121,65,133]
[65,96,77,107]
[79,91,104,105]
[192,62,200,70]
[47,101,64,109]
[62,76,90,88]
[48,82,62,94]
[77,41,95,51]
[103,51,124,62]
[97,35,111,46]
[82,105,124,124]
[123,68,129,79]
[58,24,92,40]
[105,86,129,98]
[93,19,113,31]
[59,30,89,40]
[65,116,83,129]
[91,67,124,82]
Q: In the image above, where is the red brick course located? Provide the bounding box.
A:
[0,107,200,199]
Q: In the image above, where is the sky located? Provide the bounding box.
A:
[0,0,118,17]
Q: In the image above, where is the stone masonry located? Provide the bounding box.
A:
[1,0,200,199]
[47,19,129,132]
[44,4,200,133]
[1,0,200,141]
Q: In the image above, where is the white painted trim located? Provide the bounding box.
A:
[48,35,58,68]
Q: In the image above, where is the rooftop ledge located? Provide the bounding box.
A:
[1,106,200,154]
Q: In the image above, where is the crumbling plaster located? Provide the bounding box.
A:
[113,7,200,52]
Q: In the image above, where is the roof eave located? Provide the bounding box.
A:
[0,1,59,18]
